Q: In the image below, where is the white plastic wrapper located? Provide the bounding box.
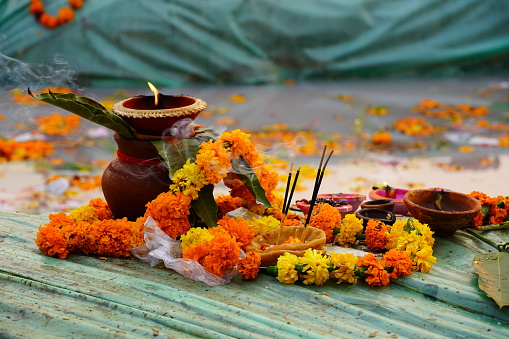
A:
[131,217,237,286]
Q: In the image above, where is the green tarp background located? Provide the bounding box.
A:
[1,0,509,88]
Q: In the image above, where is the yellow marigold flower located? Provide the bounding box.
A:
[412,219,435,247]
[299,249,330,286]
[170,159,208,200]
[180,227,214,250]
[329,252,358,284]
[69,206,99,224]
[386,219,407,250]
[411,244,436,274]
[276,252,300,284]
[336,214,363,247]
[249,215,280,236]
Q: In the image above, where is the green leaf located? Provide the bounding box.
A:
[30,91,135,138]
[231,157,272,208]
[191,184,218,228]
[150,137,201,179]
[472,252,509,308]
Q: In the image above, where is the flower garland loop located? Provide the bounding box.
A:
[29,0,84,29]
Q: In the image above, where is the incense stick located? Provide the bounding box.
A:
[282,163,294,215]
[304,146,328,227]
[284,167,300,215]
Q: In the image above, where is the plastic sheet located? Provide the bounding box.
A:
[131,217,236,286]
[1,0,509,87]
[2,209,509,338]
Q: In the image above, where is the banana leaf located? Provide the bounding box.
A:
[472,252,509,308]
[231,157,272,208]
[30,90,135,139]
[191,184,218,228]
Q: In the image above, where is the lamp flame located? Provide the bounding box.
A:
[147,82,159,106]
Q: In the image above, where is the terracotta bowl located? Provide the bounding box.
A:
[403,189,482,236]
[368,188,410,215]
[112,94,207,136]
[316,193,366,212]
[296,199,353,218]
[355,208,396,227]
[360,199,395,212]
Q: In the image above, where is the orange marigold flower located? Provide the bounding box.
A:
[182,241,210,263]
[87,198,113,220]
[39,13,59,29]
[308,203,341,243]
[217,216,255,250]
[145,191,192,239]
[365,220,391,252]
[29,0,44,16]
[58,7,74,24]
[364,265,391,287]
[238,252,261,280]
[381,249,413,279]
[201,235,241,277]
[489,206,507,225]
[69,0,84,9]
[469,211,484,227]
[215,194,243,217]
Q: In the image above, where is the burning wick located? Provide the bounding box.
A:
[147,82,159,107]
[382,181,395,199]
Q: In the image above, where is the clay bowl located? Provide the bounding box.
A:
[355,208,396,227]
[368,188,410,215]
[296,199,353,218]
[316,193,366,212]
[113,94,207,136]
[403,189,482,236]
[360,199,395,212]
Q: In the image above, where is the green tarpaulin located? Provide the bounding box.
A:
[1,0,509,88]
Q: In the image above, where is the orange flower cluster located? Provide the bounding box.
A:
[237,252,262,280]
[413,99,488,123]
[182,232,241,278]
[393,116,443,137]
[0,138,53,162]
[365,220,391,252]
[35,198,145,259]
[36,113,81,136]
[307,203,342,242]
[371,130,392,146]
[355,251,412,287]
[476,120,509,132]
[46,174,102,191]
[215,194,244,218]
[144,191,192,239]
[29,0,84,29]
[499,133,509,147]
[220,130,281,206]
[468,191,509,227]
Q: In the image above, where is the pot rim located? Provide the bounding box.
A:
[112,95,207,119]
[403,189,481,215]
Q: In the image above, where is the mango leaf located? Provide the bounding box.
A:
[191,184,218,228]
[231,157,272,208]
[151,137,201,179]
[151,127,218,179]
[30,90,135,139]
[472,252,509,308]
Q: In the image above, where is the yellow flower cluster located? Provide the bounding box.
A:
[335,214,364,247]
[386,219,436,273]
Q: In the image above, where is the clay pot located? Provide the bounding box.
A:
[112,94,207,136]
[101,133,172,221]
[368,187,410,215]
[403,189,482,236]
[355,208,396,227]
[360,199,395,212]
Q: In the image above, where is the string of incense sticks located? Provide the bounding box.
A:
[304,146,334,227]
[277,165,300,244]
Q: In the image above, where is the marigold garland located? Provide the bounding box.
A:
[307,203,342,243]
[335,214,363,247]
[35,198,144,259]
[144,191,192,239]
[30,0,84,29]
